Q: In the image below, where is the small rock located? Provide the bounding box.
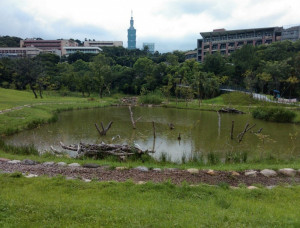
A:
[278,168,297,177]
[0,158,10,162]
[68,163,81,167]
[21,159,38,165]
[266,185,276,190]
[7,160,21,164]
[187,168,199,174]
[245,170,257,177]
[66,176,76,180]
[231,171,240,176]
[82,178,91,182]
[135,166,149,172]
[207,169,216,176]
[43,161,55,166]
[115,166,127,170]
[25,174,38,178]
[57,162,67,166]
[152,168,162,172]
[260,169,277,177]
[247,186,258,190]
[137,181,146,185]
[83,163,100,168]
[165,168,179,172]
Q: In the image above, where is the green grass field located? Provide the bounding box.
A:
[1,174,300,227]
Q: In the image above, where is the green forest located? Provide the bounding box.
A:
[1,38,300,100]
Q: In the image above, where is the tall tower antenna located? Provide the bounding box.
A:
[131,10,133,18]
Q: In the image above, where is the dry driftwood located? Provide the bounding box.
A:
[59,141,153,159]
[237,123,256,143]
[95,121,113,136]
[129,106,141,129]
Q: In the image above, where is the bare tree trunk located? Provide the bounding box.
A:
[30,84,38,99]
[230,121,234,140]
[152,121,156,138]
[128,106,141,129]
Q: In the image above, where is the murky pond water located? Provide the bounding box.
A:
[5,106,300,162]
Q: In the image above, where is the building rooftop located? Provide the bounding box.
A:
[200,26,282,37]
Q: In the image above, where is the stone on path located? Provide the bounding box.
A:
[260,169,277,177]
[0,158,10,162]
[207,169,216,176]
[21,159,38,165]
[83,163,100,168]
[135,166,149,172]
[25,174,38,178]
[231,171,240,176]
[165,168,179,172]
[187,168,199,174]
[68,163,81,167]
[278,168,297,177]
[82,178,92,182]
[57,162,67,166]
[115,166,127,170]
[43,161,55,166]
[152,168,162,172]
[7,160,21,164]
[245,170,257,177]
[247,186,258,190]
[137,181,146,185]
[66,176,76,180]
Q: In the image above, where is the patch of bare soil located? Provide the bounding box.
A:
[1,161,299,186]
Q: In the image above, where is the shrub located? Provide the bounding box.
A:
[139,91,163,105]
[252,107,296,122]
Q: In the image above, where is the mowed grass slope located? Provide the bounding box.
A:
[0,88,117,135]
[0,175,300,227]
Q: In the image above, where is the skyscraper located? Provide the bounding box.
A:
[127,11,136,49]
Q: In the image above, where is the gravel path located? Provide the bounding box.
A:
[1,161,299,186]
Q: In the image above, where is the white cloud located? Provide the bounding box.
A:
[1,0,300,52]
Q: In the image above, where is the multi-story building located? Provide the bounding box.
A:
[281,25,300,42]
[185,50,197,61]
[20,39,78,56]
[197,27,283,62]
[84,40,123,48]
[143,43,155,54]
[0,47,43,58]
[62,46,102,56]
[127,12,136,49]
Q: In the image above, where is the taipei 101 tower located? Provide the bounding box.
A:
[127,11,136,49]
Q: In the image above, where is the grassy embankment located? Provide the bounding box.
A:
[0,88,118,136]
[1,174,300,227]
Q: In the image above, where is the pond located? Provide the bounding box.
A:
[5,106,300,162]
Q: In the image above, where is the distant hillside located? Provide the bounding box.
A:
[0,36,22,47]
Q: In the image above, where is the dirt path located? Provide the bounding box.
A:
[1,161,299,187]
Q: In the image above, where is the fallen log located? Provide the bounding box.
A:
[218,107,245,114]
[57,141,154,159]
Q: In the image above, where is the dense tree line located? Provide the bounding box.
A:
[0,40,300,99]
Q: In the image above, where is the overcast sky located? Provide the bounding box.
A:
[0,0,299,52]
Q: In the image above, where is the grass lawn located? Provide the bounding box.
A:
[0,88,118,136]
[0,174,300,227]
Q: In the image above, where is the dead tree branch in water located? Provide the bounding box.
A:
[128,106,141,129]
[95,121,113,136]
